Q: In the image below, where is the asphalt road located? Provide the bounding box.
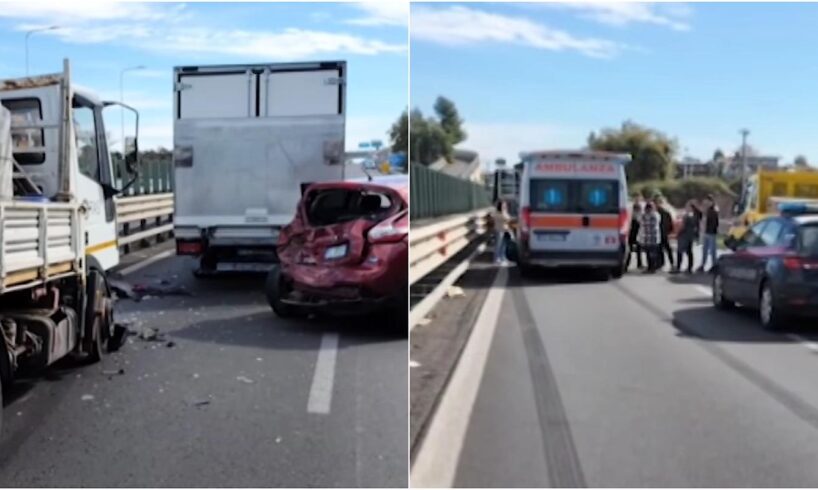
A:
[0,252,407,487]
[417,258,818,487]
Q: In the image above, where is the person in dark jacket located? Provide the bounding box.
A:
[653,194,675,270]
[698,194,720,272]
[625,202,643,270]
[672,200,700,274]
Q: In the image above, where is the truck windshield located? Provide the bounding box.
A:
[529,179,619,214]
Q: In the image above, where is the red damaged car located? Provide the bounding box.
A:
[265,175,408,331]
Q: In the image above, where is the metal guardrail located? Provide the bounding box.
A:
[115,192,174,253]
[409,208,493,328]
[410,208,492,286]
[410,163,492,220]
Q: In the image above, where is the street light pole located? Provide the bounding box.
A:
[119,65,146,155]
[740,128,750,197]
[24,25,60,76]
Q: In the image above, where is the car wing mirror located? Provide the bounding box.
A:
[724,236,739,251]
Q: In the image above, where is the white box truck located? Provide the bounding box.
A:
[0,60,141,431]
[172,61,347,274]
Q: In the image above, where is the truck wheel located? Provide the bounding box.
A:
[265,266,301,318]
[80,266,112,364]
[0,373,4,435]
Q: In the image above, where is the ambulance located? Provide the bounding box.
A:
[515,150,631,278]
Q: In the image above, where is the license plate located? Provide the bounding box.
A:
[324,244,348,260]
[216,262,271,272]
[536,233,566,242]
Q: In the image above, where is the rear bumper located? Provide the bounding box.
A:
[281,242,407,307]
[174,225,281,255]
[776,283,818,315]
[519,248,624,268]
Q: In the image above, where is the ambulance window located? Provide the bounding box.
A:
[530,180,569,212]
[579,181,619,214]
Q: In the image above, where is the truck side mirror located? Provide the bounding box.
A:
[124,136,139,174]
[103,101,140,174]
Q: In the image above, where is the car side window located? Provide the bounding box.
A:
[778,222,798,249]
[741,221,767,248]
[759,219,784,246]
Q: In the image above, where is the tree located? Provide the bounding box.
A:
[713,148,725,161]
[795,154,809,168]
[433,96,466,146]
[587,120,678,182]
[409,109,450,165]
[389,110,408,154]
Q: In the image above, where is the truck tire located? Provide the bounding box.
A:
[265,266,301,318]
[0,373,4,435]
[80,261,112,364]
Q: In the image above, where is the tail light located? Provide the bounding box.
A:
[784,257,803,270]
[618,208,629,234]
[520,206,532,232]
[368,218,407,244]
[176,240,203,255]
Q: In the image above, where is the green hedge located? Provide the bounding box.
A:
[630,177,736,208]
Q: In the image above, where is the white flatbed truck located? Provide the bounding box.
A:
[0,60,141,432]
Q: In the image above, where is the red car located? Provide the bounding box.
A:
[266,175,408,331]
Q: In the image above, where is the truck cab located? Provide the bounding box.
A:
[0,60,140,432]
[730,169,818,240]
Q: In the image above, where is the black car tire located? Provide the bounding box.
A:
[760,281,786,331]
[265,266,302,319]
[712,270,735,310]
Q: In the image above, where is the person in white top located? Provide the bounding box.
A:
[493,199,511,264]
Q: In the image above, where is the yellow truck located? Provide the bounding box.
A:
[729,168,818,238]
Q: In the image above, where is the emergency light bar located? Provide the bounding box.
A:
[778,202,818,216]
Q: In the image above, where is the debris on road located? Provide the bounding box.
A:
[165,341,176,348]
[275,436,282,444]
[139,327,161,341]
[191,399,211,407]
[102,369,125,376]
[109,279,192,301]
[81,394,95,401]
[446,286,465,298]
[236,375,254,384]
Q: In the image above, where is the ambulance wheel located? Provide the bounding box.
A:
[610,263,625,279]
[518,263,536,279]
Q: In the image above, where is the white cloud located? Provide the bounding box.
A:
[550,2,692,31]
[410,5,625,59]
[348,2,408,27]
[458,121,587,166]
[0,1,183,23]
[9,2,405,60]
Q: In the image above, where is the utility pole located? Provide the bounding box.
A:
[119,65,145,155]
[740,129,750,197]
[25,26,60,76]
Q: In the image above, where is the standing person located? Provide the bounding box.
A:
[625,201,644,270]
[654,194,675,270]
[672,201,700,274]
[493,199,511,265]
[698,194,720,272]
[640,202,661,273]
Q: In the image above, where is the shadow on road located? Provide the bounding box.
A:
[170,309,403,352]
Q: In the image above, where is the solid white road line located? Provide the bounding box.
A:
[411,267,508,488]
[119,249,175,276]
[307,332,340,415]
[694,285,712,297]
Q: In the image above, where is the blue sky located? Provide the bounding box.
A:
[411,2,818,168]
[0,1,408,150]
